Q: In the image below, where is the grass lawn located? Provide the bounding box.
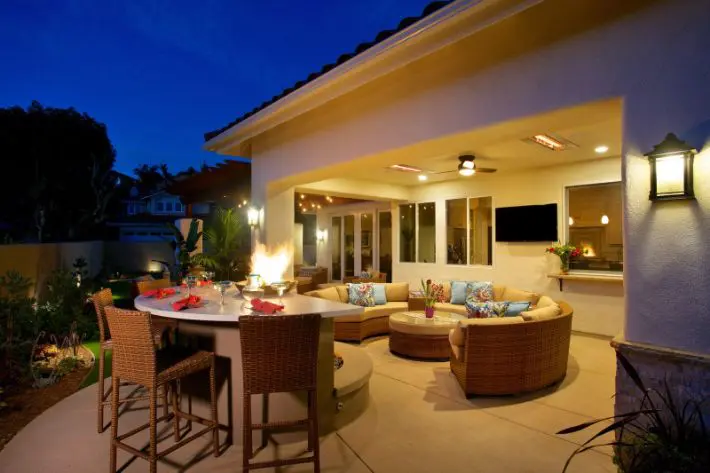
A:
[80,341,110,388]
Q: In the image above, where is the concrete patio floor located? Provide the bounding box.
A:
[0,334,616,473]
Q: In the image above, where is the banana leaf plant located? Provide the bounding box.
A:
[557,352,709,473]
[166,218,202,280]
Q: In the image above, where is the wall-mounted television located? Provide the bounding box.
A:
[495,204,558,242]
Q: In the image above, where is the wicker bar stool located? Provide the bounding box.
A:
[135,278,178,344]
[92,288,169,433]
[239,314,322,472]
[104,306,219,473]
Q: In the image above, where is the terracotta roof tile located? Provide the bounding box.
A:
[204,1,452,142]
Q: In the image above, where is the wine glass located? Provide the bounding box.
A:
[216,281,232,305]
[270,281,290,303]
[185,275,197,298]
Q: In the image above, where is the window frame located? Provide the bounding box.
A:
[444,194,494,268]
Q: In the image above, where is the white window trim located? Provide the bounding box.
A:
[442,194,495,268]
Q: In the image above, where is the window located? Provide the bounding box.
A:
[469,197,493,265]
[567,182,623,272]
[418,203,436,263]
[156,202,164,212]
[166,202,173,211]
[175,202,182,212]
[399,204,416,262]
[446,197,493,266]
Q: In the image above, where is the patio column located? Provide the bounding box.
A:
[618,89,710,421]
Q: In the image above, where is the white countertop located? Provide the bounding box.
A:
[134,287,363,322]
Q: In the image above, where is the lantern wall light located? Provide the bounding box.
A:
[247,207,261,228]
[644,133,697,201]
[316,229,327,243]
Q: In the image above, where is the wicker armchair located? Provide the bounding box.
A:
[104,307,219,473]
[343,272,387,284]
[450,302,573,396]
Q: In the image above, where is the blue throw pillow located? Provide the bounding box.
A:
[505,301,531,316]
[372,284,387,305]
[450,281,470,305]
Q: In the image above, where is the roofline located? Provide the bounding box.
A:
[204,0,540,154]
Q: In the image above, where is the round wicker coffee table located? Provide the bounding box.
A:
[388,311,467,360]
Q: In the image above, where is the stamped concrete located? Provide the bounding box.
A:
[0,334,615,472]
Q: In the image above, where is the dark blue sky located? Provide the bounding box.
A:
[0,0,434,175]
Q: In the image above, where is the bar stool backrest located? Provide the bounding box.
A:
[239,314,321,395]
[136,278,171,295]
[104,306,157,387]
[92,288,114,343]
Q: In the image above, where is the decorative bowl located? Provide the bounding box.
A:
[235,280,297,297]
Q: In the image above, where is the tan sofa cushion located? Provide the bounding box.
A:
[493,285,506,301]
[460,316,525,327]
[502,287,540,304]
[536,295,556,308]
[448,329,464,361]
[385,282,409,302]
[435,302,468,316]
[449,326,465,346]
[521,304,561,321]
[335,285,349,303]
[362,302,407,321]
[305,286,341,302]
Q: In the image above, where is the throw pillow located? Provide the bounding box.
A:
[347,283,376,307]
[467,281,494,302]
[450,280,471,305]
[505,301,532,317]
[465,300,509,318]
[372,284,387,305]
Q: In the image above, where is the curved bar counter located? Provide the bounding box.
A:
[134,287,363,446]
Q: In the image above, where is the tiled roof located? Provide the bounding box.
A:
[204,1,452,142]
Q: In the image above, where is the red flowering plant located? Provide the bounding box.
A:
[421,279,446,309]
[545,242,585,272]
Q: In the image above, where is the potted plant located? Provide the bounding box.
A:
[545,242,584,274]
[420,279,445,319]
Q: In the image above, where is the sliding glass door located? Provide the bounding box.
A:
[329,209,391,281]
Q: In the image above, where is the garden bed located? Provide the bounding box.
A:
[0,345,92,452]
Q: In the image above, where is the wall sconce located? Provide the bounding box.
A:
[316,229,327,243]
[247,207,260,228]
[644,133,697,201]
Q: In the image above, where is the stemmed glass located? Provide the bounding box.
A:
[216,281,232,305]
[185,275,197,298]
[270,281,290,304]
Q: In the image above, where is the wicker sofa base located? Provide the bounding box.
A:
[334,317,390,342]
[389,331,451,360]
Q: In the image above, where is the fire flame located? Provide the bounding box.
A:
[250,242,293,285]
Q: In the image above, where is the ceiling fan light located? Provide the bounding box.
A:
[458,166,475,177]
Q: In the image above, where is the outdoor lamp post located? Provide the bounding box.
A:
[644,133,697,201]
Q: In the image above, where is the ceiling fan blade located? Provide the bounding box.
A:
[477,167,497,173]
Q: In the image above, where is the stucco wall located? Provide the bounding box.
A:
[252,0,710,352]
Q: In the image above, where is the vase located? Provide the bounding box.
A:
[560,257,570,274]
[424,306,435,319]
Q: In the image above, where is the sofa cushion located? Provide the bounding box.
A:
[348,283,376,307]
[362,302,407,320]
[306,286,341,302]
[502,287,540,305]
[465,300,509,318]
[521,304,561,321]
[441,281,452,302]
[492,285,506,301]
[372,284,387,305]
[449,326,465,346]
[436,302,468,316]
[448,330,464,362]
[460,316,525,326]
[536,295,556,308]
[335,285,349,303]
[385,282,409,302]
[505,301,532,316]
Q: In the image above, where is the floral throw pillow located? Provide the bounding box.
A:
[466,281,494,302]
[465,300,509,318]
[347,283,376,307]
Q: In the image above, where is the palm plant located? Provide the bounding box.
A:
[193,207,249,281]
[166,218,202,279]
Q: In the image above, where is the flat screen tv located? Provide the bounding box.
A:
[495,204,558,242]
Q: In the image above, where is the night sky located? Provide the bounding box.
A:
[0,0,434,175]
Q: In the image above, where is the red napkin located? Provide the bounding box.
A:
[142,288,176,299]
[250,298,284,315]
[171,295,202,311]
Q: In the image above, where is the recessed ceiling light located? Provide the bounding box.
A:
[388,164,422,173]
[418,174,428,181]
[595,145,609,154]
[531,134,565,151]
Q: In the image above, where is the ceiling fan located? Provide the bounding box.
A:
[432,154,497,177]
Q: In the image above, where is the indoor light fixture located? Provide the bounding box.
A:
[418,174,428,181]
[247,207,260,228]
[388,164,422,173]
[645,133,697,201]
[457,155,476,177]
[594,145,609,154]
[316,229,327,242]
[601,215,609,225]
[531,134,566,151]
[568,216,575,226]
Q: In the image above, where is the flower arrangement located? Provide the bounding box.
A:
[421,279,446,318]
[545,242,584,273]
